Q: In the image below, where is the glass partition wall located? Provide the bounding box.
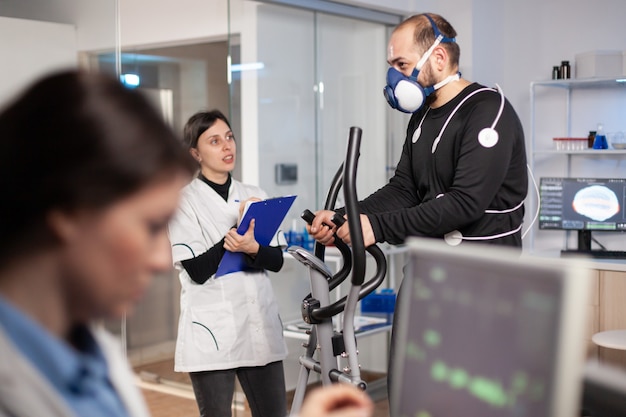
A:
[239,1,398,227]
[234,0,404,399]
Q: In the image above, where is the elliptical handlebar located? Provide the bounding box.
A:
[288,126,388,414]
[310,245,386,321]
[343,127,366,286]
[299,126,387,321]
[300,209,352,294]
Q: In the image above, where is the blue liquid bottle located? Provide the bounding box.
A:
[593,123,608,149]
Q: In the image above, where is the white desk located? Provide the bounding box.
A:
[592,330,626,351]
[283,315,392,341]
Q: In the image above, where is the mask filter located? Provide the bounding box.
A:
[384,70,460,114]
[384,67,433,114]
[384,14,456,113]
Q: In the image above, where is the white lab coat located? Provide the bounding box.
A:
[168,177,287,372]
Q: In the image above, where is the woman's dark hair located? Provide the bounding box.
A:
[182,109,232,150]
[0,69,196,262]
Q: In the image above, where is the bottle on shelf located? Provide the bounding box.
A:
[587,131,596,148]
[560,60,571,79]
[287,218,303,248]
[592,123,608,149]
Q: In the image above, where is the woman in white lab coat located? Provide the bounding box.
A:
[168,110,288,417]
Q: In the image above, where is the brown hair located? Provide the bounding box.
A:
[396,13,460,68]
[182,109,233,150]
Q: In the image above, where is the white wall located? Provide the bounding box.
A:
[470,0,626,135]
[0,0,115,51]
[74,0,118,51]
[0,17,77,106]
[118,0,230,48]
[331,0,420,16]
[0,0,117,106]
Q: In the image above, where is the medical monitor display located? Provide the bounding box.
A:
[391,238,589,417]
[539,177,626,232]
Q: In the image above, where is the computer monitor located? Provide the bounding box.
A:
[390,237,591,417]
[538,177,626,254]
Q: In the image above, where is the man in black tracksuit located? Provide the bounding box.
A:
[310,13,527,249]
[307,12,528,411]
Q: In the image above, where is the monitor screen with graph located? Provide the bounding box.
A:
[390,237,591,417]
[538,177,626,253]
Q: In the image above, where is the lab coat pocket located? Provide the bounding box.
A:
[189,303,236,353]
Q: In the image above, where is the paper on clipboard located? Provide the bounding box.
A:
[215,195,297,277]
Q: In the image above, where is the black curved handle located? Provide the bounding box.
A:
[343,127,365,286]
[316,163,345,260]
[300,209,352,293]
[300,209,316,224]
[311,244,387,321]
[301,209,344,228]
[298,126,386,322]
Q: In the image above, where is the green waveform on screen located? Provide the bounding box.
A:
[402,331,546,412]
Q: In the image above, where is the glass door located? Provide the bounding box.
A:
[230,0,402,397]
[239,1,394,241]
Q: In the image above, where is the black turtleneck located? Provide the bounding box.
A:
[199,173,231,202]
[180,174,283,284]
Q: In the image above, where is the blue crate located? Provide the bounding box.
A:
[361,288,396,314]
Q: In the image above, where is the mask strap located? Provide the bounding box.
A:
[414,35,443,72]
[433,72,460,90]
[423,72,461,96]
[424,14,456,43]
[414,15,457,73]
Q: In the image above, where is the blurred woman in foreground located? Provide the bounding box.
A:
[0,69,196,417]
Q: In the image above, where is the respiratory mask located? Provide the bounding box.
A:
[383,14,458,114]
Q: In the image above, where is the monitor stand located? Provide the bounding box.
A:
[578,230,592,251]
[560,230,626,259]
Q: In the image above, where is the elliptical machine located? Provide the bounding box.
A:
[287,126,388,416]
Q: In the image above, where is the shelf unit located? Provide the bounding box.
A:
[530,77,626,163]
[527,77,626,252]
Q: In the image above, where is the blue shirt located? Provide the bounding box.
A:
[0,295,131,417]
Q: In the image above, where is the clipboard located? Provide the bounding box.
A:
[215,195,297,277]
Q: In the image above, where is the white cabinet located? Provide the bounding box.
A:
[527,77,626,252]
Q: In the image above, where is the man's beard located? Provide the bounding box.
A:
[425,91,438,106]
[421,62,439,106]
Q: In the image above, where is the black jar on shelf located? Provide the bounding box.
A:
[560,60,571,79]
[588,131,596,148]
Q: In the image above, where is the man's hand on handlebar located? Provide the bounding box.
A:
[308,211,377,248]
[335,214,376,247]
[308,210,338,246]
